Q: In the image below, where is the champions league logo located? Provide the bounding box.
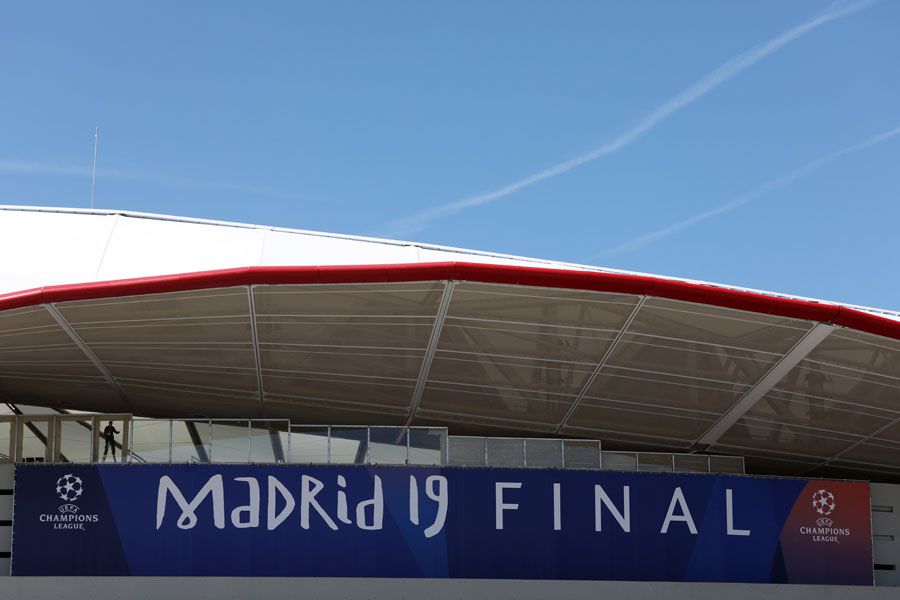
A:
[37,473,99,531]
[56,474,83,511]
[799,488,850,543]
[812,489,836,516]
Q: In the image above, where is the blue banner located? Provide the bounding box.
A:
[11,464,872,584]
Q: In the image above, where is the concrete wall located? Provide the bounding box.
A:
[871,482,900,586]
[0,577,898,600]
[0,465,11,576]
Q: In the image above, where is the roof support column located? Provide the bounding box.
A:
[247,286,266,417]
[44,303,134,412]
[695,322,835,448]
[405,281,455,427]
[554,296,646,435]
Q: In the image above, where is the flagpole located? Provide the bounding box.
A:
[90,127,100,209]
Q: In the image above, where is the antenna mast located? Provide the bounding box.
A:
[90,126,100,209]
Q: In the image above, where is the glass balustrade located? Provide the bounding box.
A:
[2,413,745,474]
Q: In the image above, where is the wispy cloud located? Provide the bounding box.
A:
[383,0,877,237]
[0,159,300,200]
[600,125,900,256]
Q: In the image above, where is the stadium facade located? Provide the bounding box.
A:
[0,205,898,599]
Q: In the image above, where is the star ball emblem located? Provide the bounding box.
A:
[55,474,84,502]
[811,489,836,516]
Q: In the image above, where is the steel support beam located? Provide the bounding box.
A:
[405,281,455,427]
[554,297,646,435]
[247,286,266,417]
[695,322,835,447]
[44,303,134,412]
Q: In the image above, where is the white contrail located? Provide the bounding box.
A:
[601,125,900,256]
[383,0,877,237]
[0,159,300,200]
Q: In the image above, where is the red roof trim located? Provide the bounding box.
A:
[1,261,898,341]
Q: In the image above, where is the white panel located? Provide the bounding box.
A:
[0,496,10,519]
[0,206,898,330]
[259,229,419,266]
[416,247,594,269]
[0,526,9,551]
[96,217,264,281]
[0,211,116,293]
[0,466,12,490]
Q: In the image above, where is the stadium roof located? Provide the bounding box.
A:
[2,205,900,481]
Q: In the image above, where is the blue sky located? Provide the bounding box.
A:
[1,1,899,308]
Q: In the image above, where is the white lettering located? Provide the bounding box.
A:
[156,475,225,530]
[300,475,338,530]
[495,482,522,530]
[726,489,750,536]
[336,475,352,525]
[661,487,697,534]
[553,483,562,531]
[231,477,260,528]
[594,485,630,533]
[409,475,420,525]
[424,476,448,538]
[267,476,295,530]
[356,475,383,530]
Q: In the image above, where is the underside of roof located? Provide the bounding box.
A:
[2,261,900,483]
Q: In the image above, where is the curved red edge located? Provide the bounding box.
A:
[1,261,898,341]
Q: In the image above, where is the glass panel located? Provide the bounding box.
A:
[329,427,367,464]
[171,420,210,463]
[408,427,446,465]
[745,392,892,438]
[564,440,600,469]
[264,374,416,411]
[131,419,171,463]
[449,437,486,467]
[98,418,127,463]
[250,420,288,463]
[289,426,330,464]
[716,418,856,459]
[674,454,711,473]
[525,439,563,468]
[601,451,637,471]
[568,400,714,444]
[59,419,93,463]
[59,290,259,402]
[0,418,13,462]
[428,351,592,397]
[211,420,249,463]
[419,383,573,427]
[773,360,900,415]
[587,368,744,416]
[487,438,525,467]
[638,453,673,472]
[709,456,744,474]
[839,440,900,468]
[630,298,811,355]
[368,427,408,465]
[607,335,778,388]
[20,419,50,462]
[806,329,900,381]
[447,283,638,332]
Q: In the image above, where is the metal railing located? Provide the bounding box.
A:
[0,414,744,474]
[447,436,744,474]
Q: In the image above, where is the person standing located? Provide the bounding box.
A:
[101,421,120,462]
